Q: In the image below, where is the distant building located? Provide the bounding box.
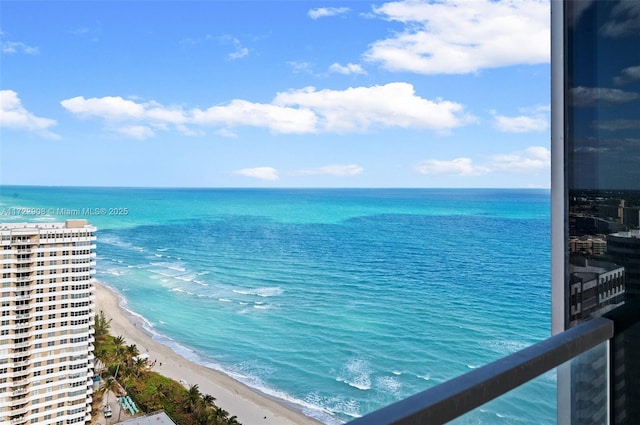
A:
[569,258,625,326]
[597,200,640,228]
[622,207,640,228]
[606,230,640,295]
[0,220,97,425]
[569,235,607,256]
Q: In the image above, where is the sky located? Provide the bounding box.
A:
[0,0,551,188]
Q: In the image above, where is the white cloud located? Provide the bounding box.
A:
[61,96,147,120]
[329,62,367,75]
[492,105,549,133]
[221,35,249,60]
[186,34,249,60]
[308,7,350,19]
[595,120,640,131]
[614,65,640,85]
[2,41,39,55]
[236,167,280,181]
[416,146,550,177]
[0,89,59,139]
[215,128,238,138]
[416,158,489,176]
[229,46,249,60]
[601,1,640,38]
[274,82,473,132]
[115,125,155,140]
[295,164,363,176]
[146,103,189,124]
[61,83,471,137]
[570,86,640,107]
[191,99,318,134]
[60,95,193,138]
[288,61,314,74]
[365,0,549,74]
[490,146,550,172]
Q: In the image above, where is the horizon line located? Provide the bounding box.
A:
[0,184,551,191]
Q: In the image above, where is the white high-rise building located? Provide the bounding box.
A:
[0,220,96,425]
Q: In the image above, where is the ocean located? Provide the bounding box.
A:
[0,186,553,424]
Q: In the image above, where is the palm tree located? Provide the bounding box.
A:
[201,393,216,407]
[192,393,218,425]
[126,343,139,358]
[94,347,110,376]
[102,377,119,409]
[131,357,148,377]
[227,416,240,425]
[214,407,229,420]
[183,384,201,413]
[111,336,127,366]
[112,335,126,348]
[94,310,112,340]
[125,344,139,368]
[110,337,128,375]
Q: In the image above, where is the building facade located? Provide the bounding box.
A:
[0,220,97,425]
[569,259,625,326]
[606,230,640,295]
[552,1,640,423]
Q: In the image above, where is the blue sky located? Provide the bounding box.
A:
[1,0,551,188]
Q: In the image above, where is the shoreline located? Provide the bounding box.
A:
[94,281,326,425]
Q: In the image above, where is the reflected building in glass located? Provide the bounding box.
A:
[553,1,640,423]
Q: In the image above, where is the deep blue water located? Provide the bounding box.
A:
[0,187,552,424]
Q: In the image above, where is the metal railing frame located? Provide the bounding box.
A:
[347,316,615,425]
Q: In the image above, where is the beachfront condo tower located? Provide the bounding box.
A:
[0,220,96,425]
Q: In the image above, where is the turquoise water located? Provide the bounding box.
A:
[0,186,553,424]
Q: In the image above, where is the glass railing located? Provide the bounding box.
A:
[347,300,640,425]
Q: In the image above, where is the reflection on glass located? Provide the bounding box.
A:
[564,2,640,424]
[448,341,610,425]
[566,0,640,327]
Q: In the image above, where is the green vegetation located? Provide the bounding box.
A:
[93,310,241,425]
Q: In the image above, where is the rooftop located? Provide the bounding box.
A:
[115,411,177,425]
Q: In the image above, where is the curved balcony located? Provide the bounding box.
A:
[12,359,30,368]
[13,320,32,329]
[9,397,28,408]
[11,369,29,380]
[11,386,29,396]
[13,293,31,302]
[12,341,31,349]
[14,257,33,264]
[9,405,29,416]
[10,416,27,425]
[12,378,29,387]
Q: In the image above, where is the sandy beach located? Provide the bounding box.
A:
[94,281,324,425]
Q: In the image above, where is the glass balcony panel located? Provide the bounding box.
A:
[610,319,640,425]
[450,341,608,425]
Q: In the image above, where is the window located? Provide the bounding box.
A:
[552,1,640,423]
